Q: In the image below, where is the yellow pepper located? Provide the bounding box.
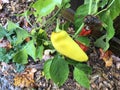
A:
[51,30,88,62]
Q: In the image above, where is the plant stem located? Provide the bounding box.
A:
[95,0,115,16]
[55,19,61,32]
[73,23,84,38]
[73,0,92,38]
[88,0,92,14]
[42,7,62,27]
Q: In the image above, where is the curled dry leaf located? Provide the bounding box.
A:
[99,48,113,67]
[14,68,37,88]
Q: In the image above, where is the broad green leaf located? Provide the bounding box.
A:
[75,63,92,75]
[95,10,115,50]
[7,20,20,31]
[13,49,28,64]
[74,67,90,88]
[94,35,107,49]
[32,0,62,17]
[75,36,90,46]
[74,4,89,29]
[50,55,69,86]
[98,0,108,8]
[43,59,52,80]
[84,0,100,14]
[66,58,78,66]
[109,0,120,20]
[15,28,29,44]
[7,21,30,44]
[62,0,70,8]
[62,0,70,4]
[36,45,44,60]
[24,40,36,60]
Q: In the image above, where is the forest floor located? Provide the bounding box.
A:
[0,0,120,90]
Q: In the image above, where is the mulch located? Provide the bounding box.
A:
[0,0,120,90]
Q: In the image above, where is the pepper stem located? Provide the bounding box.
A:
[55,19,61,32]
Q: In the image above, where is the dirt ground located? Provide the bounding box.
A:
[0,0,120,90]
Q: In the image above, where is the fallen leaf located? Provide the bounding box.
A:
[14,68,37,88]
[99,48,113,67]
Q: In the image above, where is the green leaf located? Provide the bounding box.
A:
[66,58,78,66]
[94,35,107,49]
[109,0,120,20]
[0,25,7,38]
[32,0,62,17]
[13,49,28,64]
[95,10,115,51]
[75,63,92,75]
[62,0,70,8]
[74,67,90,88]
[36,45,44,60]
[50,55,69,86]
[98,0,108,8]
[43,59,52,80]
[6,20,29,44]
[24,40,36,60]
[74,4,89,29]
[90,0,100,14]
[7,20,20,31]
[75,36,90,46]
[0,48,14,63]
[15,28,29,44]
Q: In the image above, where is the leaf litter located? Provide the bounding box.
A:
[0,0,120,90]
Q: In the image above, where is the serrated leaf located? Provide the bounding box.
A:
[13,49,28,64]
[36,45,44,60]
[32,0,62,17]
[74,67,90,88]
[7,20,20,31]
[50,56,69,86]
[15,28,29,44]
[75,63,92,75]
[7,21,30,44]
[43,59,52,80]
[24,40,36,60]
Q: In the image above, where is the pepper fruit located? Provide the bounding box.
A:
[51,30,88,62]
[79,26,91,36]
[75,40,88,52]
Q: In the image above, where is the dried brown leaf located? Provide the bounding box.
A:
[99,48,113,67]
[14,68,37,88]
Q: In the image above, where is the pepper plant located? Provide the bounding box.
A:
[0,0,120,89]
